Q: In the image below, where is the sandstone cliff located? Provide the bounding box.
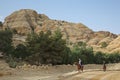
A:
[2,9,119,53]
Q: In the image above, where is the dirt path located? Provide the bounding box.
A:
[101,72,120,80]
[90,72,113,80]
[59,70,120,80]
[0,60,120,80]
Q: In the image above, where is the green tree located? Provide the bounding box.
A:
[94,51,107,64]
[62,47,71,64]
[0,29,13,54]
[71,42,94,64]
[26,29,69,65]
[108,53,120,63]
[12,44,29,60]
[49,28,67,64]
[26,31,46,65]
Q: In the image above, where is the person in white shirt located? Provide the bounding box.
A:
[79,58,81,66]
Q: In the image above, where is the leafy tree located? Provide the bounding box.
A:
[0,29,13,54]
[71,45,82,63]
[84,47,94,63]
[26,31,46,65]
[12,44,29,60]
[108,53,120,63]
[26,29,69,65]
[62,47,71,64]
[71,42,94,64]
[94,51,107,64]
[49,28,67,64]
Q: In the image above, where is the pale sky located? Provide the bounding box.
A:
[0,0,120,34]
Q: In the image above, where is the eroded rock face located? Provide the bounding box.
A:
[107,36,120,53]
[88,31,117,45]
[3,9,94,42]
[2,9,119,53]
[3,9,49,35]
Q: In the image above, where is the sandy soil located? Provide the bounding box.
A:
[0,60,120,80]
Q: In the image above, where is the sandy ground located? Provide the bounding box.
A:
[0,60,120,80]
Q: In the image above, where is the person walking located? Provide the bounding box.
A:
[103,61,106,72]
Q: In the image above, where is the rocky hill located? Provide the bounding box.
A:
[2,9,120,53]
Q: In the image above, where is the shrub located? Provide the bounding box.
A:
[8,60,17,68]
[101,42,108,48]
[0,21,2,26]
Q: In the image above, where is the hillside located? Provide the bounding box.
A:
[2,9,120,53]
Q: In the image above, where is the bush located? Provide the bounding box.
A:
[0,21,2,26]
[6,55,17,68]
[101,42,108,48]
[8,60,17,68]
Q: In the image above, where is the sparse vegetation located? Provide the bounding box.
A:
[12,28,17,34]
[7,55,17,68]
[100,42,108,48]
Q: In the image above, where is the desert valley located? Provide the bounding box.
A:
[0,9,120,80]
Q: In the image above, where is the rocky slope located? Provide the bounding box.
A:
[2,9,120,53]
[106,36,120,53]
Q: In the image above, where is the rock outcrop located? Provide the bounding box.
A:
[2,9,119,53]
[106,36,120,53]
[3,9,49,35]
[3,9,95,42]
[88,31,117,45]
